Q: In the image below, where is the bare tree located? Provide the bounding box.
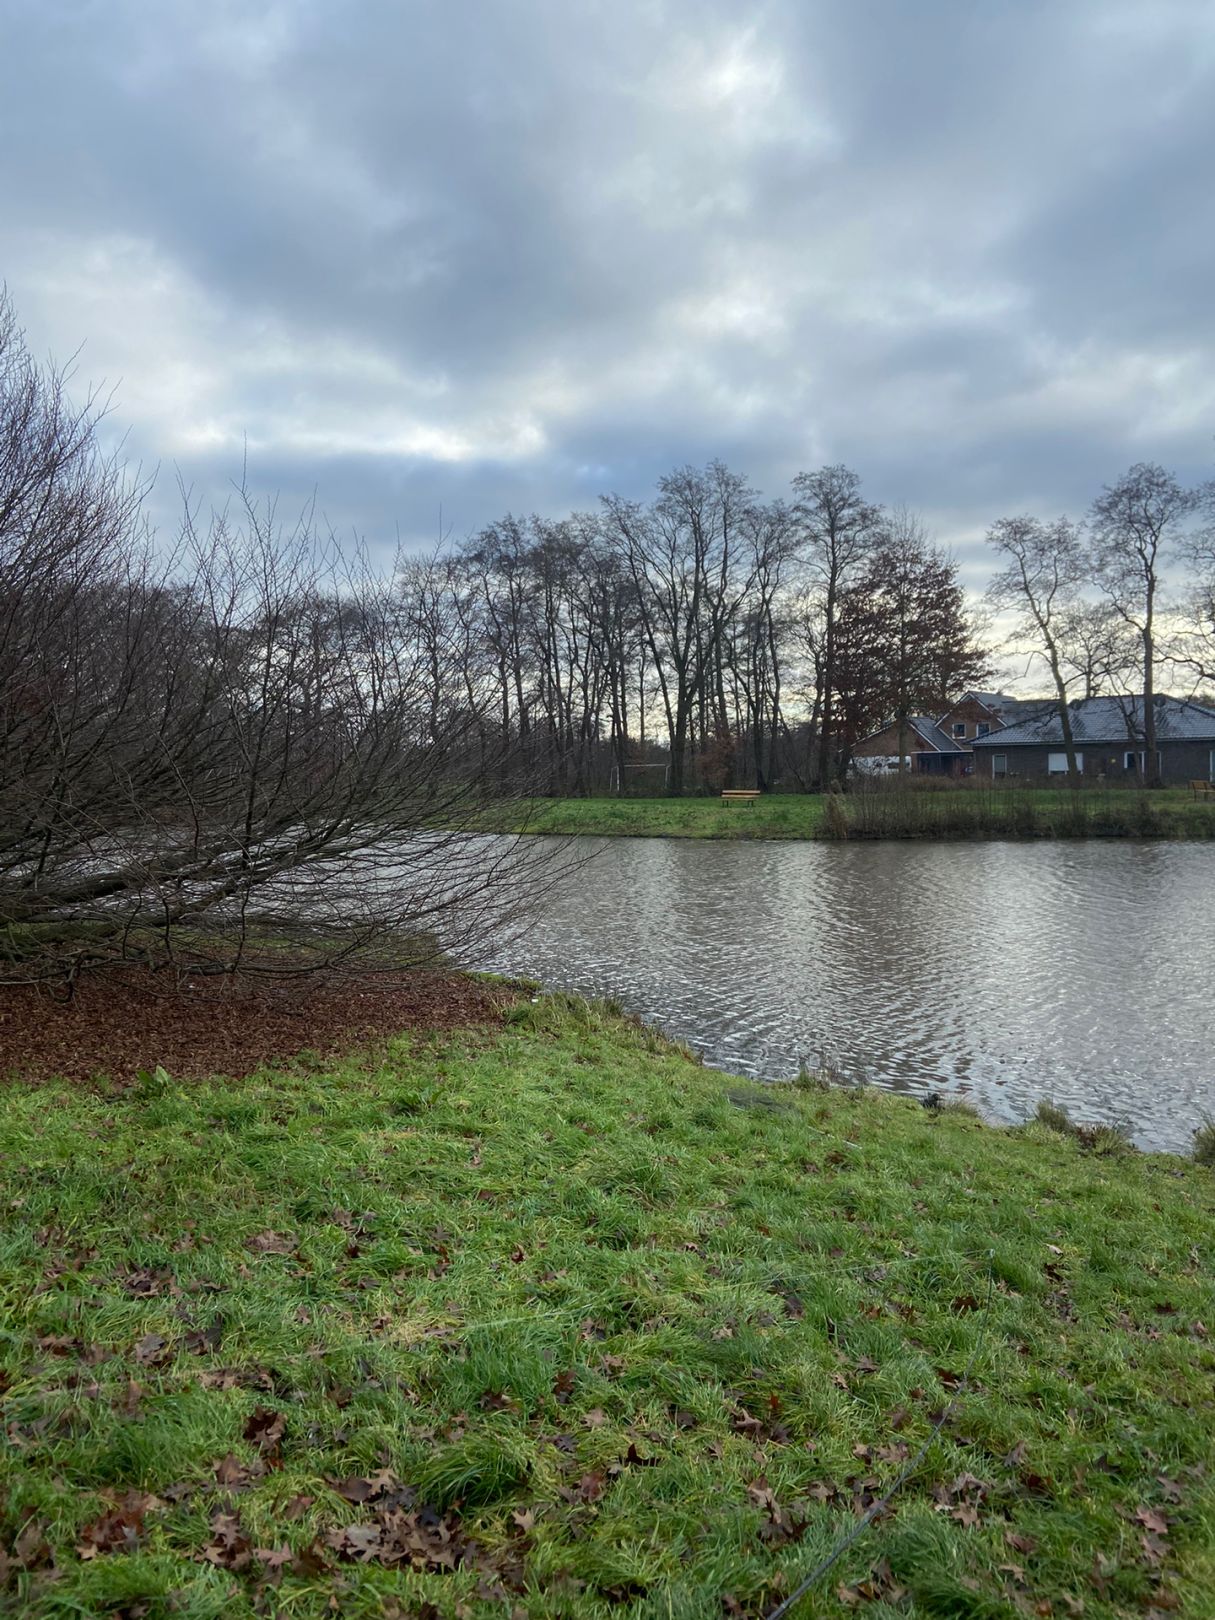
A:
[1055,600,1132,699]
[731,499,797,790]
[0,293,549,986]
[569,516,642,795]
[1088,463,1200,785]
[985,515,1087,779]
[462,515,537,775]
[1174,480,1215,688]
[602,462,759,796]
[790,465,881,787]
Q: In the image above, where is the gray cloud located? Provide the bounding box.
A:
[2,0,1213,570]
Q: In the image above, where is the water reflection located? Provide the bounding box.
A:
[469,837,1215,1153]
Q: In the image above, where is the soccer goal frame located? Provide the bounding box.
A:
[608,761,671,795]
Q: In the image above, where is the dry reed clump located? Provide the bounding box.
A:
[820,791,851,840]
[1033,1098,1133,1155]
[821,778,1215,841]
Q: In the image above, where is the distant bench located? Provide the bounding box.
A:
[1189,779,1215,799]
[720,789,761,807]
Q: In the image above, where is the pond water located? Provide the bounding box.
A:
[469,837,1215,1153]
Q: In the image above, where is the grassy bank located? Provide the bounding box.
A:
[2,992,1214,1618]
[496,786,1215,841]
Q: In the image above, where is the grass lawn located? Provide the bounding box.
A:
[2,991,1213,1617]
[493,788,1215,841]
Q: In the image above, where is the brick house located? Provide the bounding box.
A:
[935,690,1046,745]
[852,691,1047,776]
[851,715,970,775]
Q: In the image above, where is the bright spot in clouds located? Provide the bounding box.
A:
[0,0,1212,562]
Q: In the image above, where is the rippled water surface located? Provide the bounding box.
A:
[470,837,1215,1152]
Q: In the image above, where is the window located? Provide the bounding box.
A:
[952,722,967,737]
[1125,751,1143,773]
[977,722,990,736]
[992,754,1008,778]
[1048,752,1083,774]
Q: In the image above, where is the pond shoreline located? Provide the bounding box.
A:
[472,835,1215,1154]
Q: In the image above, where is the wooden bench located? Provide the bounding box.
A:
[720,789,761,807]
[1189,779,1215,799]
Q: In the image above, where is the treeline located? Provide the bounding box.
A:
[409,456,1215,796]
[403,463,989,796]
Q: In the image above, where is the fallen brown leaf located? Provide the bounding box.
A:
[120,1266,172,1299]
[184,1317,223,1355]
[1005,1529,1038,1554]
[77,1492,158,1559]
[200,1510,252,1571]
[133,1332,171,1368]
[242,1405,286,1460]
[245,1230,295,1255]
[214,1452,262,1490]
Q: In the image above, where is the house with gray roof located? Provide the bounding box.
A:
[852,690,1051,775]
[969,695,1215,783]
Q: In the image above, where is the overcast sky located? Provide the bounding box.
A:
[2,0,1213,584]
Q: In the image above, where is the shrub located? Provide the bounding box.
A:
[1193,1120,1215,1168]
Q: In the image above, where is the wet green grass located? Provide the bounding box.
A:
[494,787,1215,841]
[1,992,1213,1617]
[508,794,827,838]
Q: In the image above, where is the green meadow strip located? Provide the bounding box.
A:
[482,788,1215,842]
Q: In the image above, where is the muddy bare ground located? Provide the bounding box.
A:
[0,965,511,1085]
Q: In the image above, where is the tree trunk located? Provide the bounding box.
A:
[1142,624,1158,786]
